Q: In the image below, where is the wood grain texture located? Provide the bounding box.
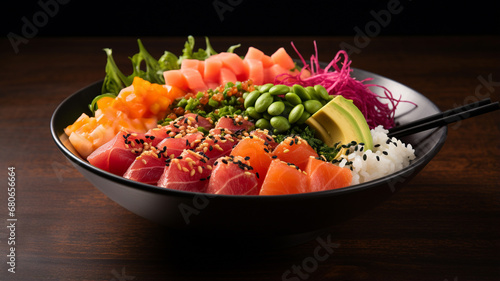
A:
[0,36,499,281]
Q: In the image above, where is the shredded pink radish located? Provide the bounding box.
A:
[275,42,405,129]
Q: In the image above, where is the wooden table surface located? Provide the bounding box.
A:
[1,36,499,281]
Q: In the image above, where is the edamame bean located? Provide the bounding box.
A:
[281,104,292,117]
[269,85,290,96]
[262,112,273,120]
[288,104,304,124]
[297,111,311,124]
[267,101,285,116]
[305,86,321,100]
[258,83,274,93]
[244,90,261,109]
[292,84,310,100]
[254,92,273,113]
[246,107,262,119]
[270,116,291,133]
[304,100,323,114]
[285,92,302,105]
[256,118,271,130]
[314,85,330,100]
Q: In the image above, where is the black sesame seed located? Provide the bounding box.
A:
[376,156,380,161]
[383,151,388,155]
[363,154,367,161]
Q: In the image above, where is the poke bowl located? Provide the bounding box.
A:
[50,39,447,241]
[50,68,447,240]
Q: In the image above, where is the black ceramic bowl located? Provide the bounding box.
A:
[50,68,447,241]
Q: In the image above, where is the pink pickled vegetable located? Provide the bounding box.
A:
[275,42,408,129]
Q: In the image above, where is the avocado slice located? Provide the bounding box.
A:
[305,95,373,158]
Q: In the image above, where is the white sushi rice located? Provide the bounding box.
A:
[336,126,416,185]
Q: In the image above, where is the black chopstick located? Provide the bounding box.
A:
[390,98,492,132]
[388,99,499,139]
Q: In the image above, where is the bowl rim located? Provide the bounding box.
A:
[50,68,448,201]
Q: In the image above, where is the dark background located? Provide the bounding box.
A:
[2,0,499,38]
